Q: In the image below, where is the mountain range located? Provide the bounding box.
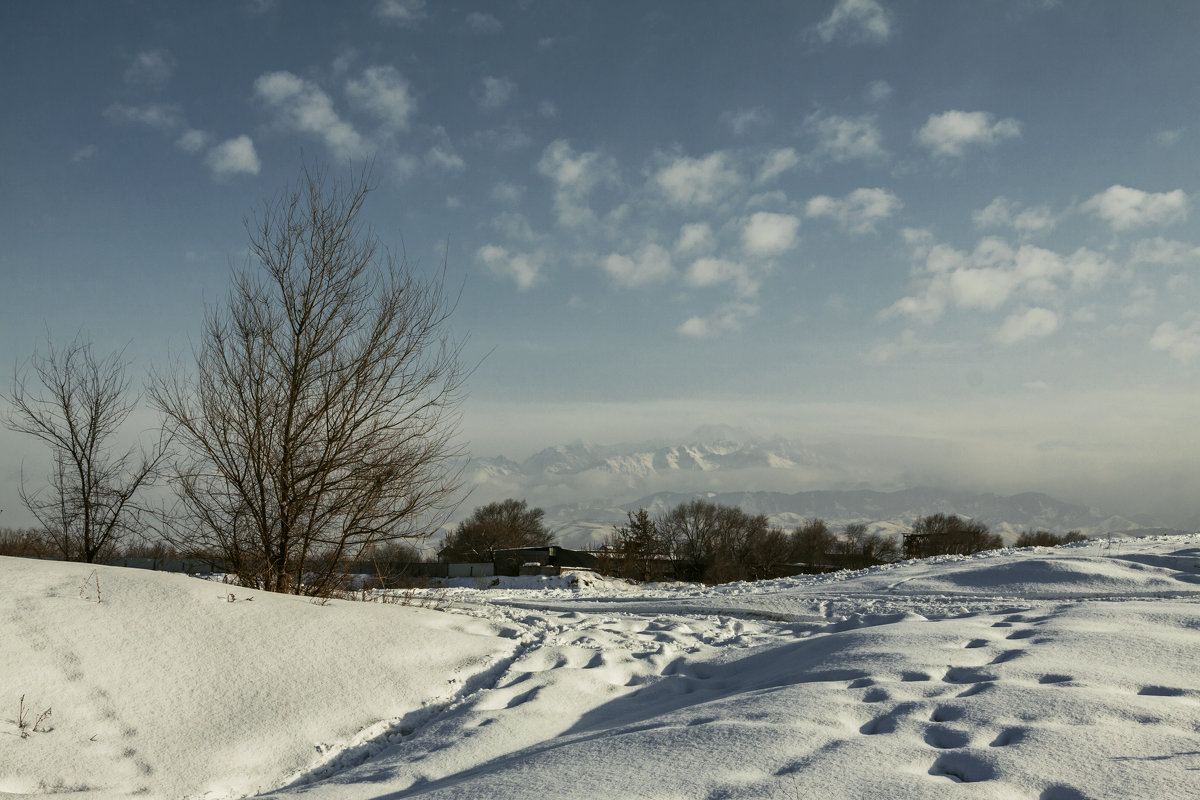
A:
[462,429,1189,550]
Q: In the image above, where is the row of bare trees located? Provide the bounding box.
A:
[602,501,903,584]
[601,504,1031,584]
[3,164,467,595]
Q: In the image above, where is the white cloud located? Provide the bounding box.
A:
[864,80,893,103]
[476,244,543,290]
[600,243,674,288]
[865,328,924,365]
[916,110,1021,158]
[253,71,366,158]
[375,0,426,26]
[884,231,1114,324]
[1129,237,1200,265]
[994,307,1059,344]
[951,268,1016,310]
[1081,185,1189,231]
[807,113,886,163]
[71,144,97,163]
[653,151,741,206]
[675,222,714,255]
[124,49,175,90]
[176,129,210,153]
[741,212,801,257]
[537,139,618,226]
[1155,129,1183,147]
[721,107,770,136]
[103,102,183,131]
[757,148,800,183]
[346,65,416,130]
[973,196,1056,236]
[205,135,260,178]
[677,301,759,339]
[1150,319,1200,361]
[426,127,465,171]
[466,12,502,33]
[805,187,900,233]
[490,182,524,204]
[685,257,757,298]
[479,76,517,109]
[538,101,558,118]
[815,0,894,44]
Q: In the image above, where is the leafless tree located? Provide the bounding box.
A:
[151,164,466,595]
[4,334,167,562]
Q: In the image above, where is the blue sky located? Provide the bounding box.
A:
[2,0,1200,525]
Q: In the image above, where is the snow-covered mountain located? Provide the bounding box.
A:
[462,430,1184,550]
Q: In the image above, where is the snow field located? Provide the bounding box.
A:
[3,536,1200,799]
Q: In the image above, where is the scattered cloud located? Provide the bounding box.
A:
[124,49,175,91]
[653,151,741,206]
[176,129,210,153]
[685,257,758,298]
[537,139,618,227]
[806,112,886,163]
[205,135,260,178]
[865,328,927,365]
[806,187,900,233]
[490,182,525,204]
[375,0,426,27]
[345,65,416,130]
[815,0,894,44]
[476,244,543,290]
[1129,237,1200,265]
[253,71,366,158]
[993,307,1058,344]
[721,107,770,136]
[757,147,800,183]
[741,212,801,257]
[675,222,715,255]
[70,144,97,163]
[1150,318,1200,361]
[973,196,1056,237]
[426,126,465,171]
[864,80,892,103]
[916,110,1021,158]
[600,243,675,288]
[479,76,517,109]
[1081,185,1188,231]
[538,100,558,118]
[466,11,502,33]
[103,102,183,131]
[677,301,759,338]
[1155,128,1183,147]
[883,233,1114,324]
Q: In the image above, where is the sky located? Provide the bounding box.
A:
[2,0,1200,527]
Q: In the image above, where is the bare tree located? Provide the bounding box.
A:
[5,334,167,562]
[152,164,466,595]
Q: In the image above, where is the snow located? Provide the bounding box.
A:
[4,536,1200,798]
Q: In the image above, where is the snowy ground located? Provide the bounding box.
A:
[3,536,1199,799]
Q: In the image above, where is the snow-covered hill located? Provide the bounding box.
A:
[5,535,1200,798]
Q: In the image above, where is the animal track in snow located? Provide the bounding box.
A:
[928,751,996,783]
[923,725,971,749]
[989,727,1027,747]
